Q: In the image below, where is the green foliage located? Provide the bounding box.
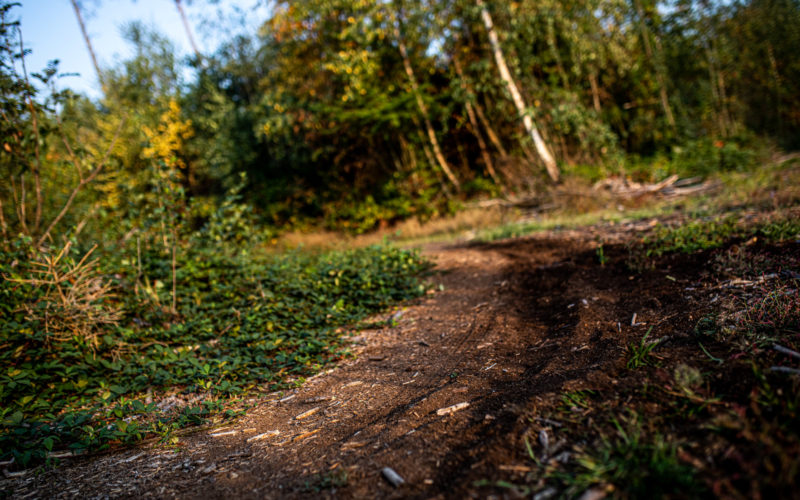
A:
[643,215,800,257]
[565,416,702,497]
[645,217,740,256]
[671,138,759,177]
[0,241,430,466]
[304,469,349,492]
[627,327,661,369]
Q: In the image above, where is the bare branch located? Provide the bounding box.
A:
[70,0,104,89]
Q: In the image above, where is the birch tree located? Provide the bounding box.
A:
[475,0,560,182]
[392,4,461,192]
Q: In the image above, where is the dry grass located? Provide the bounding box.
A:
[271,206,511,251]
[11,241,122,347]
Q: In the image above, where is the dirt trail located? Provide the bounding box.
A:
[6,224,697,499]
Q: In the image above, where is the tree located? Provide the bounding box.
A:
[475,0,560,182]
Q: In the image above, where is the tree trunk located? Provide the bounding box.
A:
[476,0,560,182]
[452,56,502,186]
[588,70,602,113]
[473,97,509,157]
[174,0,203,64]
[633,0,676,129]
[392,9,460,192]
[69,0,104,89]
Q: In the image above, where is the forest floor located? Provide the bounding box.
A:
[3,177,800,498]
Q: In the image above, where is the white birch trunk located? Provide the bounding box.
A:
[477,0,559,182]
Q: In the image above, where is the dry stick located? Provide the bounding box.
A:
[774,344,800,360]
[477,0,559,182]
[17,27,44,231]
[36,121,125,248]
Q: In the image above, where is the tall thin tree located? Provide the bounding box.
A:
[476,0,559,182]
[392,4,461,191]
[69,0,104,89]
[174,0,203,64]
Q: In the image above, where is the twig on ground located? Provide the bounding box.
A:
[770,366,800,375]
[773,344,800,360]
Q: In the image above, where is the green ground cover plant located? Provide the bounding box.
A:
[0,240,430,466]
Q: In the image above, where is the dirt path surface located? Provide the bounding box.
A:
[5,223,703,499]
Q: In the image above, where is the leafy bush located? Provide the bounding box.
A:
[671,138,758,177]
[0,242,430,466]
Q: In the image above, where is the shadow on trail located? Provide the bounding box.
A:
[422,236,694,496]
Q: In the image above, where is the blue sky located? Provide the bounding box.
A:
[17,0,268,99]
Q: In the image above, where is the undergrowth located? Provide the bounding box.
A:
[489,210,800,498]
[0,240,430,467]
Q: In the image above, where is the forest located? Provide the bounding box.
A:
[1,0,799,497]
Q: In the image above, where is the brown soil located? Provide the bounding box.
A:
[0,221,779,499]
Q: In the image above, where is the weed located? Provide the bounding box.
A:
[693,315,718,339]
[596,243,607,266]
[627,327,661,369]
[473,479,531,496]
[304,469,348,492]
[559,390,595,413]
[645,216,740,257]
[0,243,430,466]
[673,364,704,393]
[560,415,702,498]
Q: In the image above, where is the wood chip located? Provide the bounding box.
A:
[342,381,363,388]
[381,467,405,487]
[302,396,333,404]
[341,441,369,449]
[210,430,237,438]
[436,402,469,416]
[498,464,532,472]
[368,355,386,361]
[278,394,295,403]
[534,417,563,428]
[295,407,320,420]
[539,429,550,452]
[577,488,609,500]
[2,469,28,478]
[293,429,320,442]
[247,430,280,442]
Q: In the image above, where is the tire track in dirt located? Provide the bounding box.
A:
[6,228,681,499]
